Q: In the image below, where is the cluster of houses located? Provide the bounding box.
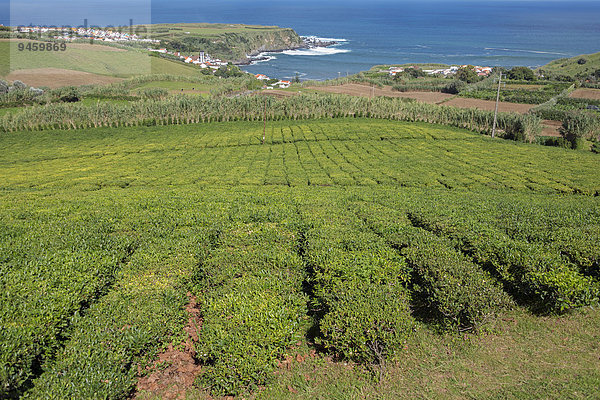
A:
[388,65,493,77]
[255,74,292,89]
[17,26,160,43]
[148,49,228,70]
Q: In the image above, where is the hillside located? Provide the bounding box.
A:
[142,23,304,63]
[539,51,600,78]
[0,39,205,86]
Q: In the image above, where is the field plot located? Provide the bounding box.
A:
[6,68,123,88]
[541,119,562,137]
[1,118,599,399]
[443,97,535,114]
[308,83,455,104]
[0,40,203,84]
[570,88,600,100]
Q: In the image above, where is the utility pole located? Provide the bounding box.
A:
[492,73,503,138]
[338,71,341,80]
[262,97,266,145]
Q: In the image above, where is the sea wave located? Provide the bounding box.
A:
[282,47,351,56]
[248,55,277,65]
[484,47,567,56]
[303,36,348,42]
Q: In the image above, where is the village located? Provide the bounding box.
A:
[388,64,493,77]
[150,49,292,87]
[16,25,160,43]
[148,48,229,70]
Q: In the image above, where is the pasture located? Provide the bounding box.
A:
[1,118,599,399]
[0,40,204,86]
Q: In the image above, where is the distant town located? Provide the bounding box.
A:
[16,26,160,44]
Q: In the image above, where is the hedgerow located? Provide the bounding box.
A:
[408,210,599,312]
[23,197,227,399]
[0,93,542,142]
[194,199,308,396]
[300,199,414,364]
[352,202,511,330]
[0,213,137,398]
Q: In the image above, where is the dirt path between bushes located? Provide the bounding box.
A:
[134,293,203,400]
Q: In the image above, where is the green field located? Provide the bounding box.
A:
[144,23,286,37]
[0,40,203,79]
[540,51,600,78]
[132,80,215,96]
[1,118,599,399]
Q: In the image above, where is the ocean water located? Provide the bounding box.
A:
[150,0,600,81]
[3,0,600,81]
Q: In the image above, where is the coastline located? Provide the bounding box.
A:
[235,36,339,66]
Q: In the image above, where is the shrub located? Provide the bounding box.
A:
[54,86,81,103]
[507,67,535,81]
[577,58,587,65]
[456,66,480,83]
[409,210,599,312]
[560,111,600,148]
[194,218,307,396]
[318,279,413,364]
[442,80,466,94]
[12,80,27,90]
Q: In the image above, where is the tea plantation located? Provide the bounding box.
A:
[1,118,599,398]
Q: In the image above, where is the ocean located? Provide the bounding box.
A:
[4,0,600,81]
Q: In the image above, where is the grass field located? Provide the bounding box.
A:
[132,80,215,96]
[0,40,204,85]
[142,23,285,38]
[540,51,600,77]
[1,118,599,399]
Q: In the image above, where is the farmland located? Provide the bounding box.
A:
[308,83,455,104]
[1,118,599,399]
[0,39,204,86]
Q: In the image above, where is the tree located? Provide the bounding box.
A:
[293,73,301,83]
[442,80,466,94]
[394,67,426,80]
[507,66,535,81]
[214,63,244,78]
[455,66,480,83]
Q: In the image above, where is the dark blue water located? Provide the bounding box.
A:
[4,0,600,81]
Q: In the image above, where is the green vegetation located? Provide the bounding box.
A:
[559,111,600,149]
[461,82,571,104]
[539,51,600,80]
[456,65,481,84]
[0,94,542,144]
[1,118,599,398]
[507,66,536,81]
[0,40,205,79]
[141,23,303,63]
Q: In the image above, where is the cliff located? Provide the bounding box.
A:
[149,24,304,63]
